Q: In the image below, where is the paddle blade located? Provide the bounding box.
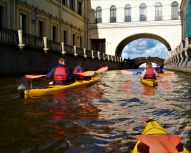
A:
[121,70,133,75]
[78,71,95,77]
[95,66,108,73]
[25,74,46,79]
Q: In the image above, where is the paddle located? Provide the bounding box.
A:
[77,70,95,77]
[75,66,108,77]
[95,66,108,74]
[25,74,46,79]
[121,70,134,75]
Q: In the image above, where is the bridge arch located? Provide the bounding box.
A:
[115,33,171,57]
[131,57,164,68]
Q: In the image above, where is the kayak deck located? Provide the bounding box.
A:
[132,119,190,153]
[141,79,158,87]
[24,77,100,98]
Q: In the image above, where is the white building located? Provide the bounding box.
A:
[88,0,182,57]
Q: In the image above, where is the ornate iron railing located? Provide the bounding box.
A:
[0,28,123,62]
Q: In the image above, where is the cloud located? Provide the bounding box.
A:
[122,38,168,59]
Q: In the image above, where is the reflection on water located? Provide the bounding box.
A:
[0,70,191,153]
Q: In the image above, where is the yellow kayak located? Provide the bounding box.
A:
[140,79,158,87]
[159,72,174,77]
[24,77,101,98]
[132,119,190,153]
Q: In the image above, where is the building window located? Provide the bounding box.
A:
[95,6,102,23]
[70,0,75,11]
[73,34,75,46]
[124,4,131,22]
[52,26,57,41]
[77,0,82,15]
[62,0,67,5]
[171,1,178,20]
[0,6,3,28]
[110,5,116,23]
[64,30,68,44]
[19,13,28,33]
[38,21,44,37]
[155,2,162,21]
[140,3,147,21]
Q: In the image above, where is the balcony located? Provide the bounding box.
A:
[171,15,179,20]
[140,15,146,21]
[95,18,102,24]
[155,16,162,21]
[110,17,116,23]
[125,16,131,22]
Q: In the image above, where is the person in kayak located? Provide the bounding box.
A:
[46,58,74,85]
[141,62,158,79]
[73,63,84,74]
[73,63,85,80]
[155,66,164,73]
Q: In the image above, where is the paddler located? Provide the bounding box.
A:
[73,63,84,74]
[141,62,158,79]
[155,66,164,73]
[46,58,74,85]
[73,63,85,80]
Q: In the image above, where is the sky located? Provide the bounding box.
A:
[121,38,168,60]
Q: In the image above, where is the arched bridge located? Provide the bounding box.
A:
[127,57,164,68]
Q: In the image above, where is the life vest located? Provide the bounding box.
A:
[136,135,182,153]
[73,66,83,74]
[156,69,163,73]
[144,68,156,79]
[54,66,67,81]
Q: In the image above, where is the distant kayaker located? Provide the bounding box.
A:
[73,63,85,80]
[141,62,158,79]
[155,66,164,73]
[46,58,74,85]
[73,63,84,74]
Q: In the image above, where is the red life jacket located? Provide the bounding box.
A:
[144,68,156,79]
[53,66,67,81]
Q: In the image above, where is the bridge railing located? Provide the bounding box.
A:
[64,44,73,54]
[0,28,18,45]
[47,40,61,53]
[0,28,124,62]
[23,33,44,49]
[76,46,83,56]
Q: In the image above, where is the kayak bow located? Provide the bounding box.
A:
[132,119,190,153]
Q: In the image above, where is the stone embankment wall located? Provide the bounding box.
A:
[0,44,124,75]
[164,37,191,73]
[0,28,125,75]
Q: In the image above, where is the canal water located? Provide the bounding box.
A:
[0,70,191,153]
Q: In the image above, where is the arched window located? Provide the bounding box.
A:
[155,2,162,21]
[125,4,131,22]
[110,5,116,23]
[140,3,147,21]
[95,6,102,23]
[171,1,179,20]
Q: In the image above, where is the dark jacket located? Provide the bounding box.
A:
[46,64,74,80]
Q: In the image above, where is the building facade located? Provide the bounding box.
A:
[163,0,191,73]
[180,0,191,39]
[0,0,88,48]
[89,0,182,56]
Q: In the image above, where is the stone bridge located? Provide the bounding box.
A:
[126,57,164,68]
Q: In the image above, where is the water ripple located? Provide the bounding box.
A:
[0,71,191,152]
